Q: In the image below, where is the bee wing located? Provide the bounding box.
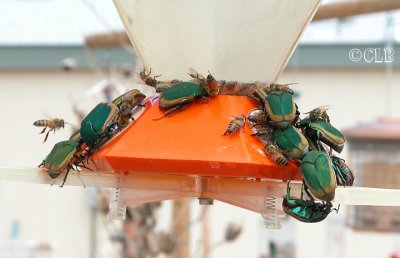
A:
[188,67,205,80]
[318,105,331,111]
[304,105,330,114]
[42,112,55,120]
[271,82,298,87]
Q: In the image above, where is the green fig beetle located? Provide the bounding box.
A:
[262,91,298,129]
[300,118,345,153]
[80,102,119,148]
[300,151,337,202]
[273,125,309,160]
[154,82,207,120]
[152,68,221,120]
[39,140,78,186]
[331,156,355,186]
[282,183,338,223]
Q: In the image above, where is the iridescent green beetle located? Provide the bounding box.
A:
[39,140,78,186]
[301,151,337,201]
[300,118,345,153]
[154,82,206,120]
[264,92,297,129]
[331,156,355,186]
[80,102,119,148]
[273,126,309,159]
[282,183,337,223]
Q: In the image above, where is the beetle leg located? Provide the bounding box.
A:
[77,172,86,188]
[300,183,304,200]
[70,164,87,188]
[332,204,340,213]
[153,103,190,121]
[38,160,45,168]
[247,95,263,106]
[76,161,93,171]
[60,168,71,187]
[286,181,291,199]
[39,127,47,134]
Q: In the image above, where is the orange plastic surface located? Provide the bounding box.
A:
[91,95,301,181]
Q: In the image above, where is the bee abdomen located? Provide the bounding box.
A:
[276,155,288,166]
[224,124,238,135]
[33,120,47,127]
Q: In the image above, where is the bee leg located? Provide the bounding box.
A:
[195,96,209,104]
[223,130,231,136]
[44,131,50,143]
[39,127,47,134]
[250,123,260,129]
[153,103,190,121]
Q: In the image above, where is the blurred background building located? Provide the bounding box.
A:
[0,0,400,258]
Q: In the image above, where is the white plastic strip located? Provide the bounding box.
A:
[2,167,400,207]
[333,187,400,206]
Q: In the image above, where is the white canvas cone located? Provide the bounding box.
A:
[114,0,320,82]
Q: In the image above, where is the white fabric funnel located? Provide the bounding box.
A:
[114,0,320,82]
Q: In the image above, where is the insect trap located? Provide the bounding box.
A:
[88,0,321,227]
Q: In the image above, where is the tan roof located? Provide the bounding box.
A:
[344,118,400,140]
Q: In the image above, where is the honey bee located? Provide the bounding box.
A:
[264,142,288,166]
[139,68,161,88]
[251,127,273,137]
[305,105,330,123]
[188,67,209,92]
[248,112,268,128]
[206,71,219,96]
[269,83,297,94]
[224,115,246,135]
[33,118,67,142]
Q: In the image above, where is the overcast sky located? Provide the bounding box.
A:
[1,0,399,45]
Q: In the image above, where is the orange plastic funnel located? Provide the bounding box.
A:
[91,95,301,181]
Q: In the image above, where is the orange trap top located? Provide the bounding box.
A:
[91,95,301,181]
